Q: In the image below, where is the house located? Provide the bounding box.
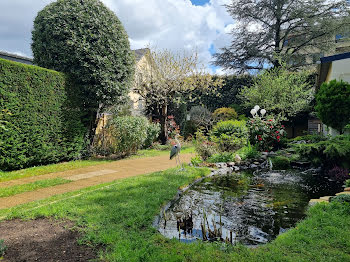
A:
[0,51,33,65]
[317,51,350,136]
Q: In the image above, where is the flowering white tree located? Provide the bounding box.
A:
[239,65,314,121]
[134,48,222,143]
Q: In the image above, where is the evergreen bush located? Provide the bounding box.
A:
[315,80,350,133]
[212,107,238,122]
[210,120,248,152]
[0,58,87,171]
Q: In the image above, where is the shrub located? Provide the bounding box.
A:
[194,130,217,160]
[294,135,350,168]
[271,156,291,170]
[291,134,327,143]
[0,58,87,171]
[210,120,248,152]
[93,116,149,156]
[345,179,350,187]
[166,115,180,139]
[143,122,161,149]
[315,79,350,133]
[191,155,203,166]
[331,194,350,204]
[244,143,261,159]
[247,117,286,151]
[212,107,238,122]
[207,152,235,163]
[32,0,135,112]
[327,166,349,184]
[189,106,212,131]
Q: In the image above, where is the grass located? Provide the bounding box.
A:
[0,160,110,182]
[0,178,71,198]
[0,166,349,261]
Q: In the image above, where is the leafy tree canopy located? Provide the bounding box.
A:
[315,79,350,133]
[214,0,350,72]
[239,65,314,121]
[32,0,135,110]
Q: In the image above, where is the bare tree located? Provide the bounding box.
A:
[134,49,222,143]
[214,0,350,72]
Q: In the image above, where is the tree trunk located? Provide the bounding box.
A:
[159,104,168,145]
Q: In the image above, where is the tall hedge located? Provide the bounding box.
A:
[0,58,87,171]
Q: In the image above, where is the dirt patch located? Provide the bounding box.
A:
[0,218,99,262]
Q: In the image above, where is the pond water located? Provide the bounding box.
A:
[157,170,342,245]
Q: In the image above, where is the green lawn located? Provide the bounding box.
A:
[0,178,71,198]
[0,166,349,261]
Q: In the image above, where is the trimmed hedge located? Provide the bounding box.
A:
[0,58,87,171]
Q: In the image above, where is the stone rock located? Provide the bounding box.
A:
[336,191,350,196]
[227,162,235,167]
[235,154,242,164]
[268,152,277,156]
[262,152,269,156]
[253,162,260,165]
[234,166,240,172]
[344,187,350,192]
[261,155,268,160]
[250,164,258,169]
[216,162,227,168]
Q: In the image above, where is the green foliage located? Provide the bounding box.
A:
[143,122,161,149]
[191,75,254,112]
[207,152,235,163]
[210,120,248,152]
[194,130,217,160]
[239,66,314,121]
[0,58,87,171]
[315,80,350,133]
[291,134,327,143]
[32,0,135,110]
[212,107,238,122]
[346,179,350,187]
[244,142,261,159]
[190,155,203,166]
[331,194,350,204]
[93,116,150,156]
[188,106,212,131]
[294,135,350,168]
[271,156,291,170]
[0,239,6,257]
[247,116,286,151]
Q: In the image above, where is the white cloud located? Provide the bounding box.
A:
[0,0,234,73]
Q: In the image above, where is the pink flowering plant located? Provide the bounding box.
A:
[247,116,286,151]
[166,115,180,139]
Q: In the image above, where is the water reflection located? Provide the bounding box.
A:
[158,170,342,245]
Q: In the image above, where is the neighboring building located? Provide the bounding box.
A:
[317,51,350,136]
[0,51,33,65]
[129,48,150,116]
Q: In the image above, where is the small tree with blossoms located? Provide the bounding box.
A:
[247,106,286,151]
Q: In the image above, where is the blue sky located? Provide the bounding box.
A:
[190,0,211,6]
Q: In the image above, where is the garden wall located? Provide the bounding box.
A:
[0,58,87,171]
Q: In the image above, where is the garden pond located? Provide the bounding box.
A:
[156,169,343,246]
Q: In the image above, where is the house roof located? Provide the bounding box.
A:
[0,51,33,64]
[134,48,149,62]
[320,52,350,63]
[1,49,149,65]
